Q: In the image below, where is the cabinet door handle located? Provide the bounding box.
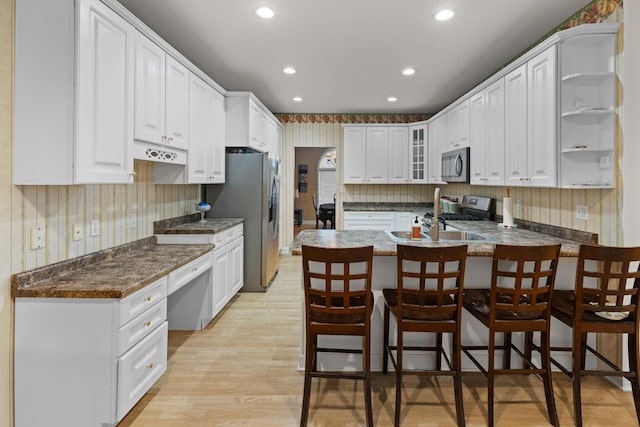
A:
[144,321,151,327]
[146,362,154,369]
[192,266,198,272]
[145,296,152,302]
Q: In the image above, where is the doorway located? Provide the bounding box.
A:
[293,147,337,237]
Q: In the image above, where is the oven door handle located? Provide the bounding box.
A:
[454,154,463,176]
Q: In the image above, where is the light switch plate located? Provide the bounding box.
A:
[90,219,100,237]
[72,223,84,241]
[30,226,45,250]
[576,205,588,220]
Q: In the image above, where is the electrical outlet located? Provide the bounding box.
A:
[130,213,137,229]
[90,219,100,237]
[515,200,522,214]
[600,156,611,169]
[72,223,84,241]
[30,226,45,250]
[576,205,588,221]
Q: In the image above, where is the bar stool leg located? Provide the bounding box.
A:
[436,332,443,371]
[572,331,584,427]
[504,332,512,369]
[540,331,559,426]
[453,331,466,427]
[488,331,495,427]
[383,305,390,374]
[301,333,314,427]
[363,335,373,427]
[395,331,403,427]
[629,334,640,422]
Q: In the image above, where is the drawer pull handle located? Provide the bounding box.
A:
[145,296,152,302]
[192,266,198,272]
[144,321,151,327]
[146,362,154,369]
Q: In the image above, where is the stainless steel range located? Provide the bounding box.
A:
[425,195,495,225]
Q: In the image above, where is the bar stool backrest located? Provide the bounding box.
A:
[302,245,374,327]
[490,244,561,322]
[574,244,640,323]
[396,244,467,321]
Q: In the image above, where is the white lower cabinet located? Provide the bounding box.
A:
[14,277,169,427]
[117,322,168,421]
[212,233,244,319]
[155,224,244,322]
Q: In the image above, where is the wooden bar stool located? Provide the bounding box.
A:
[549,244,640,426]
[462,244,561,427]
[300,245,374,427]
[382,244,468,426]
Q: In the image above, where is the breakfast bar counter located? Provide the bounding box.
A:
[290,226,587,373]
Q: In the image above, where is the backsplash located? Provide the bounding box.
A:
[12,161,200,273]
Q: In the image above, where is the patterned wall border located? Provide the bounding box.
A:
[274,113,430,124]
[557,0,622,30]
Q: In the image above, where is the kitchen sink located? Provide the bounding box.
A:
[434,230,493,241]
[387,230,430,240]
[386,230,493,242]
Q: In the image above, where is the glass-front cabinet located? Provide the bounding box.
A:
[409,123,428,183]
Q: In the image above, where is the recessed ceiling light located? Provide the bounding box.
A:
[387,97,398,102]
[293,96,303,102]
[435,9,454,21]
[402,67,416,76]
[283,67,296,74]
[256,7,274,19]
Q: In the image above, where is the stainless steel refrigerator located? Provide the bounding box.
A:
[205,149,279,291]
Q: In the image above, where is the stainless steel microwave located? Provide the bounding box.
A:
[441,147,470,183]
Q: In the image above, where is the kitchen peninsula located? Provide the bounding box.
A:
[290,223,589,373]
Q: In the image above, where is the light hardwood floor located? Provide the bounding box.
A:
[120,255,638,426]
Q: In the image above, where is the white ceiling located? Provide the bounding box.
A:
[118,0,592,115]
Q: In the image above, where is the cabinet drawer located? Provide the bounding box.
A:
[117,299,167,356]
[231,224,244,239]
[117,321,168,422]
[344,211,395,221]
[167,252,212,295]
[213,228,233,247]
[118,277,168,327]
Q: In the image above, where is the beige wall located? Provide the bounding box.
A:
[1,0,13,424]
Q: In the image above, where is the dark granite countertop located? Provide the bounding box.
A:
[154,213,244,234]
[12,237,213,299]
[289,222,582,257]
[343,202,431,213]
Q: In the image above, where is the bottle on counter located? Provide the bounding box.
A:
[412,216,422,240]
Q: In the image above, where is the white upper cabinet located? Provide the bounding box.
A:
[427,115,447,184]
[470,79,505,186]
[186,74,225,184]
[366,127,389,183]
[504,46,557,188]
[388,127,410,184]
[505,64,529,187]
[76,0,136,184]
[134,32,189,151]
[14,0,135,185]
[558,32,616,188]
[343,127,367,184]
[343,125,410,184]
[225,92,282,154]
[526,45,557,187]
[408,124,428,183]
[446,99,470,150]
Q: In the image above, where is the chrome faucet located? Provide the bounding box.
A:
[432,187,440,241]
